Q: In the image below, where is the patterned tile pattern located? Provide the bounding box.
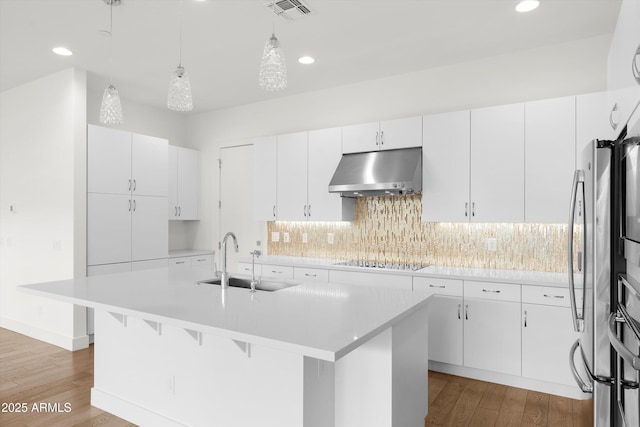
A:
[267,195,574,272]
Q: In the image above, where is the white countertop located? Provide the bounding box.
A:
[19,268,430,362]
[239,255,573,287]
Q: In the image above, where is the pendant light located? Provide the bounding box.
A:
[259,3,287,91]
[167,0,193,111]
[99,0,124,125]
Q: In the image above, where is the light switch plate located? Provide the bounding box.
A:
[302,233,308,244]
[327,233,334,245]
[487,238,497,252]
[283,232,290,243]
[271,232,280,242]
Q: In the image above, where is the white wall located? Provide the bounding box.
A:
[0,68,89,350]
[186,35,611,253]
[87,87,191,250]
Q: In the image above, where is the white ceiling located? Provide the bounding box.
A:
[0,0,622,114]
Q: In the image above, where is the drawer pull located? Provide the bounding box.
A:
[482,289,501,293]
[176,261,185,265]
[458,304,461,320]
[429,284,446,289]
[304,273,317,277]
[272,270,282,274]
[195,258,206,262]
[543,294,564,299]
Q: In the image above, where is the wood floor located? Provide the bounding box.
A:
[0,327,593,426]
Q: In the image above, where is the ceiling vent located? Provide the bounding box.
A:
[265,0,313,21]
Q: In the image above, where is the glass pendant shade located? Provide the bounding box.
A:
[167,65,193,111]
[99,84,124,124]
[259,34,287,91]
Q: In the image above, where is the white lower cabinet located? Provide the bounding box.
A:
[521,286,580,386]
[293,267,329,282]
[329,270,413,290]
[260,264,294,280]
[236,262,261,276]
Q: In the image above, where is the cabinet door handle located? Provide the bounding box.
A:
[464,202,468,217]
[633,44,640,85]
[482,289,501,293]
[178,206,181,216]
[305,273,317,277]
[429,284,446,289]
[609,103,619,131]
[304,205,307,217]
[524,310,528,327]
[129,199,132,211]
[133,200,136,211]
[543,294,565,299]
[380,131,384,146]
[133,179,137,191]
[375,131,379,146]
[176,261,186,265]
[458,304,461,320]
[472,202,476,217]
[465,304,469,320]
[128,179,132,191]
[174,206,178,216]
[271,270,282,274]
[273,205,276,218]
[308,205,311,217]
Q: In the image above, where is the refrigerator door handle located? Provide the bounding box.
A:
[569,339,594,393]
[608,312,640,371]
[568,170,586,332]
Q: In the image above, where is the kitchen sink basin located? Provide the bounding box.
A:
[196,276,300,292]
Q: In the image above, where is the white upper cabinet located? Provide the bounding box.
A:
[308,127,354,221]
[606,0,640,137]
[277,132,308,221]
[169,146,200,220]
[88,125,132,195]
[131,133,168,197]
[470,103,525,222]
[88,125,167,197]
[253,136,278,221]
[576,92,616,161]
[524,96,576,223]
[422,110,471,222]
[342,116,422,153]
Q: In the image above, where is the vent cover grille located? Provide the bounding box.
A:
[265,0,313,21]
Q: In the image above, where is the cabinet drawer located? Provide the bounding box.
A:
[294,267,329,282]
[464,281,521,302]
[169,257,191,270]
[237,262,261,276]
[522,285,575,308]
[191,254,213,269]
[413,277,463,296]
[261,264,294,280]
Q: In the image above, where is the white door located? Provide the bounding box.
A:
[422,110,471,222]
[253,136,278,221]
[168,145,179,219]
[428,296,463,365]
[276,132,308,221]
[464,299,522,376]
[470,103,525,222]
[131,196,168,261]
[522,303,581,386]
[87,193,132,265]
[221,145,262,272]
[87,124,131,195]
[342,121,380,153]
[131,133,168,197]
[379,116,422,150]
[308,127,349,221]
[177,147,200,220]
[524,96,576,223]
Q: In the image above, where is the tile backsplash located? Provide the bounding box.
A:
[267,195,573,272]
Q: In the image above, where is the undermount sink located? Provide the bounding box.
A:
[196,276,300,292]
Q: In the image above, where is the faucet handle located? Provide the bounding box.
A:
[250,250,262,257]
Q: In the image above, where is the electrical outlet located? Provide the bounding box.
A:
[9,204,17,214]
[487,238,497,252]
[256,240,261,246]
[271,232,280,242]
[327,233,334,245]
[302,233,308,244]
[283,232,290,243]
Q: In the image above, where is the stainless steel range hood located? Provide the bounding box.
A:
[328,147,422,197]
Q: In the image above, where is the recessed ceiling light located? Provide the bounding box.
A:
[52,46,73,56]
[298,56,315,65]
[515,0,540,13]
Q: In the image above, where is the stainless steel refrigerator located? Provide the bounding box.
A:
[569,136,640,426]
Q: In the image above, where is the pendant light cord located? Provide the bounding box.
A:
[178,0,183,66]
[109,0,113,84]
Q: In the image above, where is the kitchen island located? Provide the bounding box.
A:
[20,267,430,427]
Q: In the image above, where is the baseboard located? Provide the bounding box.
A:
[0,316,89,351]
[91,388,185,427]
[429,361,591,400]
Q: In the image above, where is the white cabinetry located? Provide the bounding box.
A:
[169,146,200,220]
[276,132,308,221]
[413,277,463,365]
[470,103,525,222]
[87,125,168,267]
[253,136,278,221]
[463,281,521,376]
[294,267,329,282]
[260,264,294,280]
[169,253,214,271]
[329,270,412,290]
[521,286,580,386]
[422,110,471,222]
[342,116,422,154]
[524,96,576,223]
[577,92,616,160]
[606,0,640,137]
